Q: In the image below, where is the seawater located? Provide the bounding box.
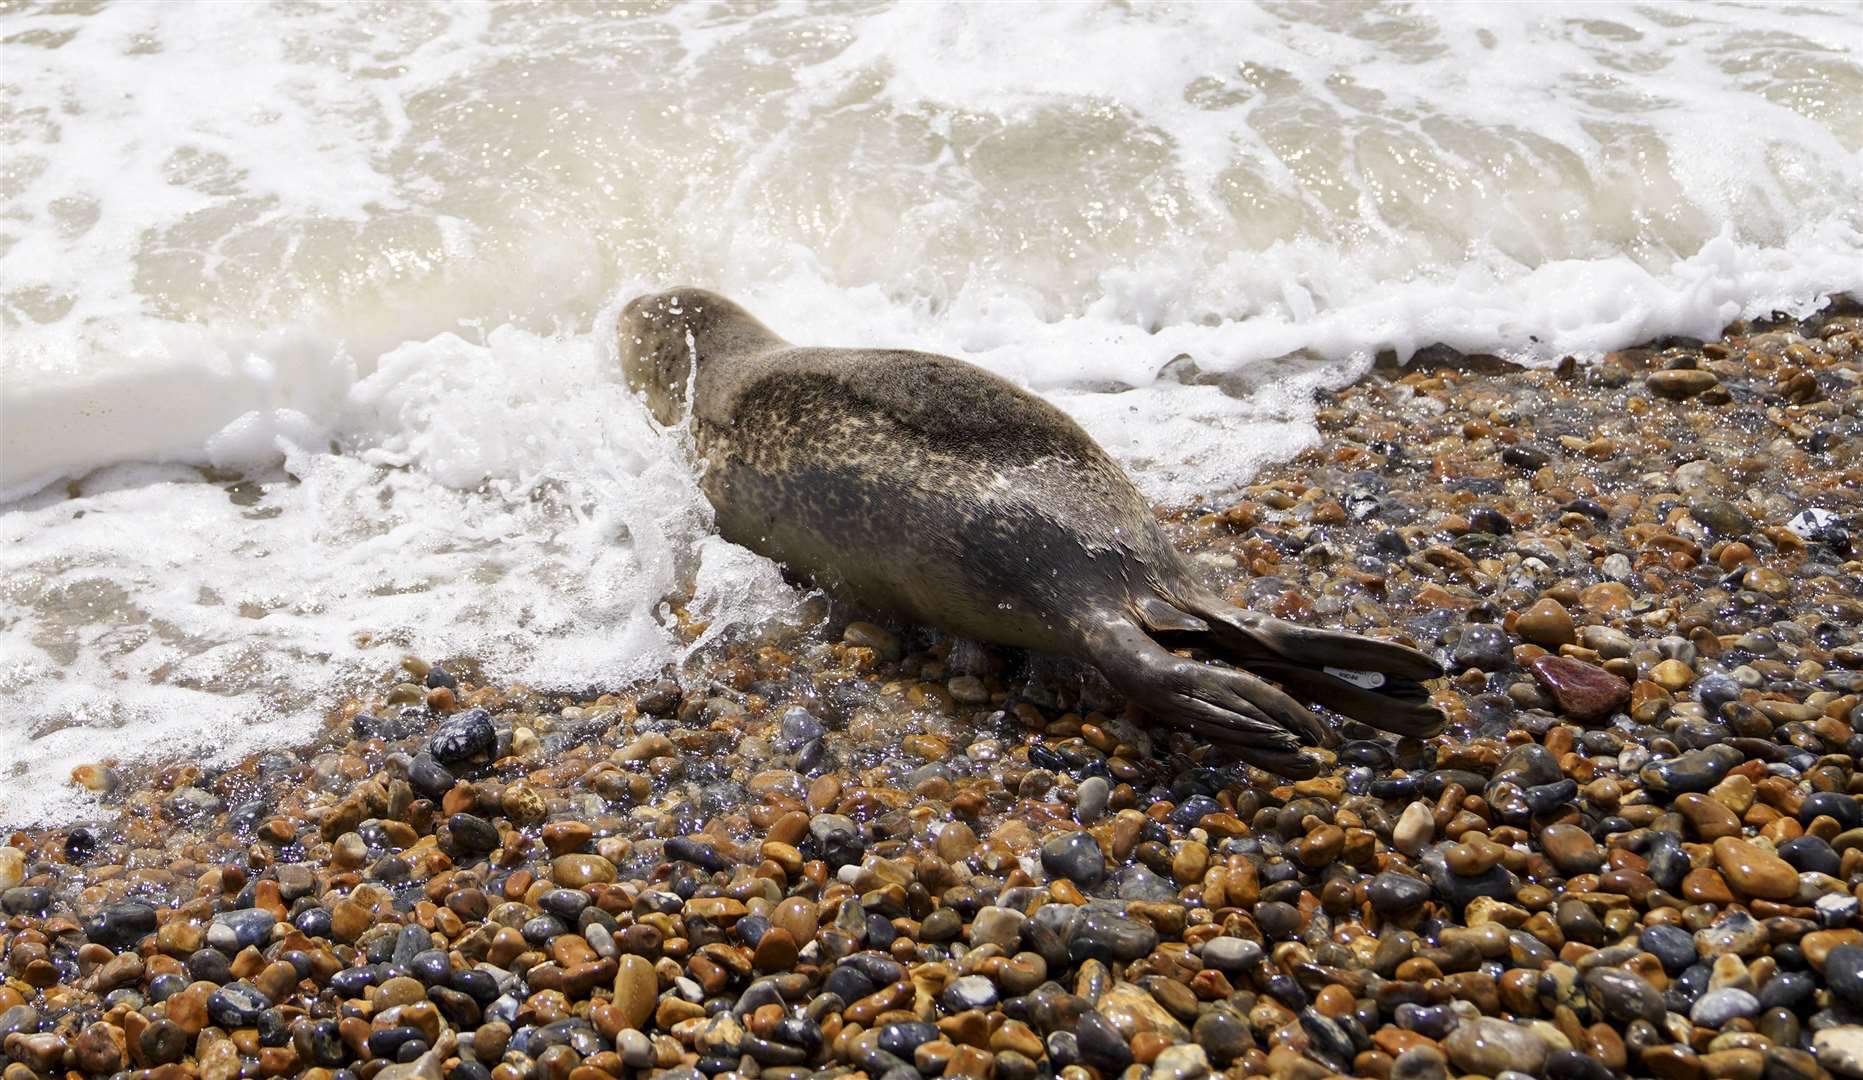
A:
[1,1,1858,822]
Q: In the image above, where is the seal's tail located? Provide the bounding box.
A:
[1138,594,1447,740]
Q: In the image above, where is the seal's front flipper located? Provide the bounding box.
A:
[1171,597,1448,739]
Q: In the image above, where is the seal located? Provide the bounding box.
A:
[620,287,1443,776]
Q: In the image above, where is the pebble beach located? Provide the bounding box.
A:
[4,305,1861,1080]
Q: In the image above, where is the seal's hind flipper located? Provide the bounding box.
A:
[1230,659,1444,739]
[1137,595,1210,634]
[1088,617,1330,777]
[1178,598,1448,739]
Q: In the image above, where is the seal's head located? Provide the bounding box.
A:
[619,287,784,426]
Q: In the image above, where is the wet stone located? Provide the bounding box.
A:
[1530,655,1630,721]
[428,707,495,765]
[1711,837,1798,900]
[88,900,158,948]
[808,813,865,867]
[1813,1029,1863,1080]
[1691,988,1760,1026]
[1192,1009,1251,1066]
[1393,1047,1451,1080]
[1586,967,1666,1024]
[970,906,1025,950]
[208,908,277,952]
[942,975,998,1012]
[206,982,269,1028]
[1200,937,1263,974]
[1368,872,1433,914]
[1640,925,1699,975]
[1826,945,1863,1009]
[876,1021,937,1059]
[1540,824,1605,876]
[1114,865,1177,902]
[1075,1011,1135,1072]
[1492,743,1562,788]
[2,887,50,915]
[1799,791,1863,830]
[1443,1017,1550,1077]
[1695,912,1768,957]
[0,1005,40,1040]
[448,812,499,853]
[1517,600,1577,649]
[1068,910,1158,964]
[1454,625,1513,671]
[1758,972,1816,1012]
[1424,849,1519,908]
[1647,369,1720,399]
[1642,745,1745,796]
[408,755,455,800]
[1039,831,1106,888]
[1548,1049,1618,1080]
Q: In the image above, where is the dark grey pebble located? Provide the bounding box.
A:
[1,887,50,916]
[539,888,591,922]
[208,908,276,953]
[1394,1003,1457,1040]
[1067,910,1158,965]
[1502,445,1551,470]
[1423,851,1519,908]
[666,836,731,873]
[1689,987,1760,1026]
[1546,1049,1615,1080]
[1523,779,1578,815]
[1825,945,1863,1009]
[447,812,499,853]
[1368,872,1432,914]
[1639,744,1744,795]
[1799,791,1863,830]
[1645,833,1689,892]
[1113,865,1177,902]
[1452,626,1512,671]
[408,755,456,800]
[779,707,825,748]
[87,900,158,948]
[1192,1008,1251,1066]
[875,1021,937,1058]
[427,707,495,765]
[1778,835,1841,876]
[1039,832,1106,889]
[1584,966,1666,1023]
[1200,937,1263,974]
[1638,925,1697,975]
[368,1026,429,1059]
[1254,900,1302,938]
[206,982,269,1028]
[0,1005,40,1039]
[1758,971,1815,1011]
[1074,1012,1134,1072]
[1694,674,1743,715]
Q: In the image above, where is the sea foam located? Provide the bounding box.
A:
[1,0,1858,821]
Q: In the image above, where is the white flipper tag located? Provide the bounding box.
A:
[1324,667,1387,690]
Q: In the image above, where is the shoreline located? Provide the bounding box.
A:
[4,306,1862,1080]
